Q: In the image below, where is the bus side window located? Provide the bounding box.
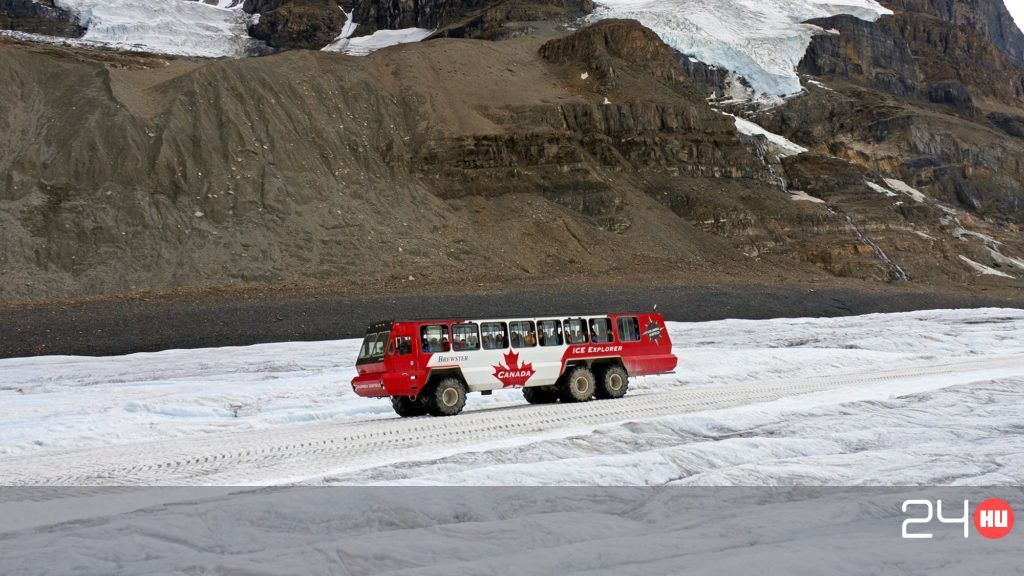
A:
[616,317,641,342]
[564,318,588,345]
[509,321,536,348]
[452,323,480,351]
[395,337,413,355]
[590,318,612,343]
[481,322,508,350]
[538,320,563,346]
[421,325,450,353]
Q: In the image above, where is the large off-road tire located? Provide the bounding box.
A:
[427,377,467,417]
[559,366,595,403]
[523,385,560,404]
[595,365,629,399]
[391,395,429,418]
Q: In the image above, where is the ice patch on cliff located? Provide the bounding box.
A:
[323,26,433,56]
[52,0,263,58]
[592,0,891,96]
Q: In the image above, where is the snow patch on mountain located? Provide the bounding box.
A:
[959,255,1015,278]
[729,113,808,156]
[320,9,432,55]
[1007,0,1024,32]
[52,0,264,58]
[592,0,892,96]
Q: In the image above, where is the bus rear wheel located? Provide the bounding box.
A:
[428,377,467,417]
[391,395,429,418]
[523,385,559,404]
[595,365,629,399]
[559,366,595,403]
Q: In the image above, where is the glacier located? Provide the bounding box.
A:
[3,308,1024,488]
[592,0,892,96]
[52,0,263,58]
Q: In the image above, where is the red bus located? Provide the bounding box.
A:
[352,313,677,417]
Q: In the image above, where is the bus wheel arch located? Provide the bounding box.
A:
[559,365,596,403]
[595,363,629,399]
[425,374,467,417]
[390,394,430,418]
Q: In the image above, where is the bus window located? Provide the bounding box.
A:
[357,331,389,364]
[481,322,508,350]
[395,334,411,352]
[452,323,480,351]
[564,318,588,345]
[616,317,641,342]
[538,320,563,346]
[421,325,450,353]
[590,318,613,343]
[509,321,536,348]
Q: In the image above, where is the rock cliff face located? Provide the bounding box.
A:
[242,0,592,48]
[881,8,1024,104]
[247,0,347,49]
[801,15,921,99]
[885,0,1024,66]
[765,2,1024,221]
[0,0,85,37]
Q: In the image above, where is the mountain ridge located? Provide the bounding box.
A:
[1,0,1023,304]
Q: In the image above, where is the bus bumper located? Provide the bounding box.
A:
[351,373,419,398]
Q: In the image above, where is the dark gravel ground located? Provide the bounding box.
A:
[2,283,1021,358]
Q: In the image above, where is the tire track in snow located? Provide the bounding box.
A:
[4,354,1024,486]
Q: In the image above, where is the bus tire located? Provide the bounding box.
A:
[595,365,629,399]
[523,385,559,404]
[427,377,467,417]
[391,395,429,418]
[559,366,595,403]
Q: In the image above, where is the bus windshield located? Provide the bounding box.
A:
[357,331,390,363]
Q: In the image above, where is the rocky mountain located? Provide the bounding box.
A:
[0,0,84,37]
[1,0,1023,303]
[886,0,1024,65]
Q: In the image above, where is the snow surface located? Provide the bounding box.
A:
[953,227,1002,245]
[318,5,432,56]
[3,309,1024,487]
[989,247,1024,270]
[323,24,433,56]
[1007,0,1024,32]
[730,114,808,155]
[3,485,1021,575]
[865,181,897,197]
[883,177,927,203]
[959,255,1015,278]
[789,190,824,203]
[52,0,262,58]
[591,0,891,96]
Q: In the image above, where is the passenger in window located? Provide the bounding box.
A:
[525,331,536,346]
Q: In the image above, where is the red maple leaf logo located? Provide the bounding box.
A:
[492,350,535,388]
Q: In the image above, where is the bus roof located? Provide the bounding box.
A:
[366,312,658,329]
